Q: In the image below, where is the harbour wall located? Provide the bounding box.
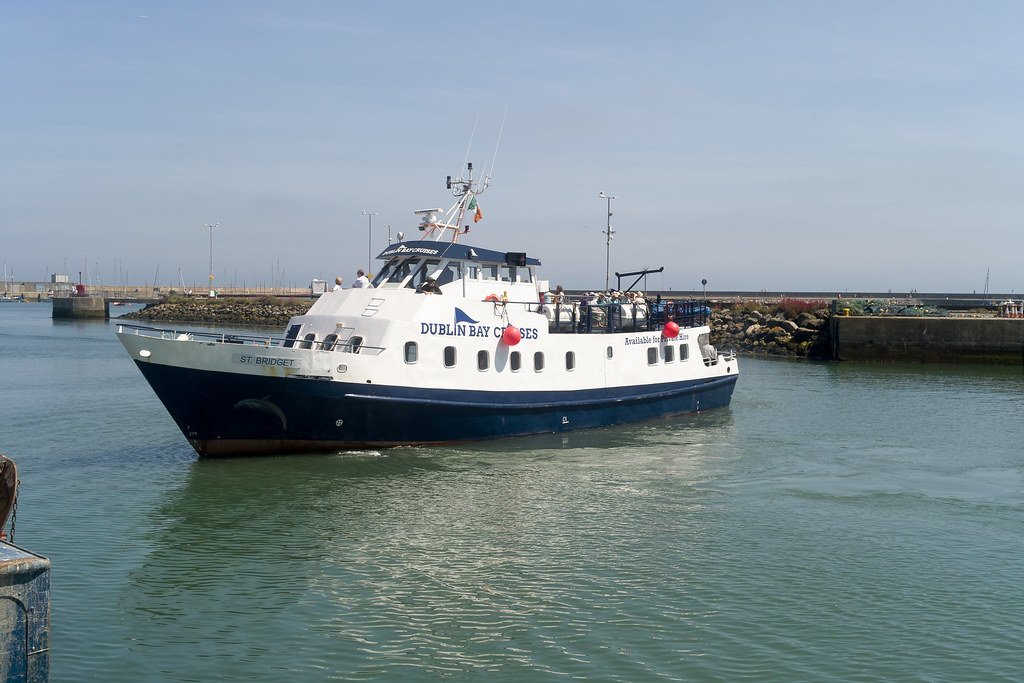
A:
[51,296,106,319]
[830,316,1024,364]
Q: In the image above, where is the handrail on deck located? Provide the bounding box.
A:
[491,297,710,334]
[115,323,386,355]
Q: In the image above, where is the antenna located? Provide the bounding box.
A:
[482,107,508,188]
[461,115,479,178]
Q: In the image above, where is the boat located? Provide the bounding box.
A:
[117,165,738,456]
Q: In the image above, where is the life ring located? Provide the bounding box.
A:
[484,294,500,302]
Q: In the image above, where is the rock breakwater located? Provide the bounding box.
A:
[709,300,832,359]
[123,296,313,327]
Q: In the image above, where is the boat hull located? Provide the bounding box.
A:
[133,360,738,456]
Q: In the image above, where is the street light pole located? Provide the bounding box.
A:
[362,211,378,273]
[203,223,219,297]
[598,192,617,291]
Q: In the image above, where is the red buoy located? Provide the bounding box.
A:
[662,321,680,338]
[501,325,522,346]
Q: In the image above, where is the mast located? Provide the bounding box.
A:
[416,162,490,242]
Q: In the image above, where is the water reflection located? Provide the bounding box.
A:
[122,415,730,679]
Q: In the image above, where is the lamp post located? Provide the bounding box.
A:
[203,223,219,297]
[598,192,617,291]
[362,211,378,273]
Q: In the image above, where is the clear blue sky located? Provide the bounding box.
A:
[3,1,1023,294]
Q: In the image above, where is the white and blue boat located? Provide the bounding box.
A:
[117,166,738,456]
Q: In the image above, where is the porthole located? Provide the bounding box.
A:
[565,351,575,371]
[647,347,658,365]
[444,346,457,368]
[404,341,418,363]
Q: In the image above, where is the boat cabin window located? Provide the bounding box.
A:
[385,258,416,286]
[323,333,339,351]
[283,324,302,348]
[565,351,576,371]
[534,352,545,372]
[519,268,534,284]
[647,347,658,365]
[680,344,689,361]
[300,333,316,350]
[372,258,402,287]
[500,265,515,282]
[404,341,418,364]
[664,345,675,363]
[510,351,521,372]
[435,261,462,286]
[444,346,457,368]
[348,336,364,354]
[466,265,479,280]
[482,264,498,281]
[477,350,489,371]
[405,259,442,290]
[606,346,614,359]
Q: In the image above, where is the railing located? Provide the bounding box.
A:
[506,298,710,334]
[116,324,386,356]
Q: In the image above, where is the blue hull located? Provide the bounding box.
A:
[134,362,738,456]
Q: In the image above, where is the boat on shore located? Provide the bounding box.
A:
[117,166,738,456]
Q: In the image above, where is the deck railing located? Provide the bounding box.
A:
[116,324,386,356]
[505,298,710,334]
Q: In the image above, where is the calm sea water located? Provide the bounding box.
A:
[1,303,1021,682]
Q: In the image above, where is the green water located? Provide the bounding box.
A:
[2,304,1022,681]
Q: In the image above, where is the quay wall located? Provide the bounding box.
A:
[51,296,106,319]
[831,316,1024,364]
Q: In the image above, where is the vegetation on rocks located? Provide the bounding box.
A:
[123,295,313,327]
[710,298,832,359]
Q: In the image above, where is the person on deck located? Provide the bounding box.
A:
[332,276,343,291]
[416,277,442,295]
[352,270,371,288]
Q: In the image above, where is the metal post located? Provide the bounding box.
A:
[598,192,617,290]
[203,223,219,297]
[362,211,378,273]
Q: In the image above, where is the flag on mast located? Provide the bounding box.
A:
[469,196,483,223]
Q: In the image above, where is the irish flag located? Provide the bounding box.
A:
[469,196,483,223]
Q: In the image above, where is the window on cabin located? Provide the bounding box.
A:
[372,258,400,286]
[349,336,363,354]
[647,347,658,365]
[664,345,675,363]
[283,324,302,348]
[300,333,316,350]
[435,261,462,286]
[565,351,575,371]
[510,351,521,372]
[482,264,498,281]
[323,333,339,351]
[606,346,614,359]
[534,352,545,372]
[406,259,442,289]
[519,268,534,283]
[404,341,418,363]
[467,265,479,280]
[680,344,689,361]
[386,259,414,285]
[444,346,457,367]
[478,350,489,371]
[499,265,514,282]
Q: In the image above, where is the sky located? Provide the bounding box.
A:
[3,1,1024,294]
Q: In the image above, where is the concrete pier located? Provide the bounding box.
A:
[830,316,1024,364]
[51,296,106,319]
